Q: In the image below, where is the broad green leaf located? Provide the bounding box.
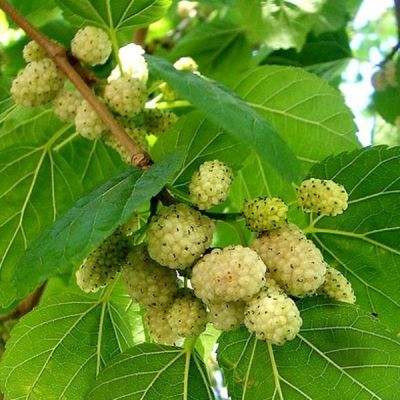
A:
[170,19,254,82]
[218,298,400,399]
[236,0,326,51]
[57,0,172,31]
[313,0,349,34]
[305,146,400,332]
[372,87,400,124]
[87,343,215,399]
[9,0,59,27]
[0,109,124,306]
[152,111,248,189]
[0,289,135,400]
[231,66,359,169]
[13,149,185,301]
[0,77,16,122]
[147,55,302,182]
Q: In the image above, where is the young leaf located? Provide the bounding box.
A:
[12,149,185,302]
[151,111,249,188]
[56,0,172,31]
[217,298,400,399]
[87,343,215,399]
[236,0,326,51]
[0,109,124,307]
[0,289,135,400]
[304,146,400,332]
[147,55,302,182]
[230,65,360,170]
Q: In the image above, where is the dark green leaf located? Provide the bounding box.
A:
[305,146,400,332]
[0,289,135,400]
[147,55,302,182]
[87,343,214,399]
[12,149,185,301]
[218,298,400,399]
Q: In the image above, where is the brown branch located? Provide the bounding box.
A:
[133,27,148,46]
[0,0,151,169]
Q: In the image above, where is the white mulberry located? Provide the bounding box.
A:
[318,266,356,304]
[145,307,180,345]
[11,58,65,107]
[104,76,146,117]
[143,109,178,136]
[242,197,288,233]
[174,57,199,72]
[167,290,207,337]
[251,223,327,297]
[244,279,302,345]
[189,160,233,210]
[191,245,266,304]
[122,245,178,307]
[22,41,46,62]
[71,26,112,66]
[208,301,245,331]
[146,204,215,269]
[177,1,198,18]
[297,178,348,216]
[76,229,130,293]
[75,99,108,140]
[53,89,82,122]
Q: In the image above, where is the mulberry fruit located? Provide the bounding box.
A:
[145,307,180,345]
[318,266,356,304]
[251,223,327,297]
[192,245,266,304]
[189,160,233,210]
[122,245,178,307]
[297,178,348,216]
[71,26,112,66]
[244,279,302,345]
[75,99,108,140]
[143,109,178,136]
[22,41,46,62]
[53,89,82,123]
[208,301,245,331]
[146,204,215,269]
[174,57,199,72]
[167,290,207,337]
[242,197,288,233]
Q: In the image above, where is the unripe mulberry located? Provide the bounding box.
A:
[383,60,397,87]
[318,266,356,304]
[145,307,180,345]
[192,245,266,304]
[177,1,198,18]
[208,301,245,331]
[122,245,178,307]
[104,77,146,117]
[11,58,65,107]
[371,70,387,91]
[296,178,348,216]
[244,279,302,345]
[189,160,233,210]
[71,26,112,66]
[242,197,288,233]
[143,109,178,136]
[167,290,207,337]
[104,117,148,163]
[75,99,108,140]
[251,224,327,297]
[53,89,82,122]
[146,204,215,269]
[23,41,46,62]
[76,229,130,293]
[174,57,199,72]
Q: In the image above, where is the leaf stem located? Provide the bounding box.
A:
[183,337,197,400]
[109,28,124,75]
[267,342,284,400]
[0,0,150,168]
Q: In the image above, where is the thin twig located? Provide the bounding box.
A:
[0,0,151,168]
[133,27,148,46]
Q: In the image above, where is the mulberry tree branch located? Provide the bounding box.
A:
[0,0,151,168]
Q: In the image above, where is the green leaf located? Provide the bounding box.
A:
[13,149,185,301]
[236,0,327,51]
[152,111,248,189]
[9,0,59,27]
[305,146,400,332]
[218,298,400,399]
[372,87,400,124]
[313,0,349,34]
[0,77,16,122]
[147,55,302,182]
[169,19,254,82]
[0,109,124,306]
[230,65,359,169]
[0,289,135,400]
[87,343,214,399]
[57,0,172,31]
